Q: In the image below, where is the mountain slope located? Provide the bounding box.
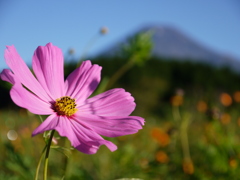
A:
[99,25,240,72]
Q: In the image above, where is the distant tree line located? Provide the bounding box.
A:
[1,56,240,110]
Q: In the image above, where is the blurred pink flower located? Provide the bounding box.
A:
[0,43,144,154]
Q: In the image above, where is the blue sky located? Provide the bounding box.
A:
[0,0,239,70]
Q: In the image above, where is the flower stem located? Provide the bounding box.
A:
[44,130,55,180]
[35,144,47,180]
[180,115,191,160]
[172,106,192,164]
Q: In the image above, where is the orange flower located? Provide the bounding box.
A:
[183,159,194,174]
[233,91,240,103]
[220,113,231,125]
[156,151,169,163]
[220,93,232,106]
[229,159,238,169]
[151,128,170,147]
[197,100,208,113]
[171,95,183,106]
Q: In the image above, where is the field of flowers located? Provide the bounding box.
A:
[1,34,240,179]
[1,85,240,179]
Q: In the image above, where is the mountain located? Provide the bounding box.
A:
[98,25,240,72]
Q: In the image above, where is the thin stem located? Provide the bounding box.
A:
[38,115,48,140]
[61,138,71,178]
[172,105,181,123]
[172,106,192,161]
[180,117,191,160]
[44,130,55,180]
[35,144,47,180]
[38,115,44,123]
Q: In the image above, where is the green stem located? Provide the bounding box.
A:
[172,106,192,161]
[180,117,191,160]
[61,138,71,178]
[35,144,47,180]
[172,106,181,123]
[44,130,55,180]
[38,115,44,123]
[38,115,48,140]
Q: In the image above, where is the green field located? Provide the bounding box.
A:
[1,34,240,179]
[1,56,240,180]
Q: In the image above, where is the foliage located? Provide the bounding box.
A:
[1,56,240,179]
[1,32,240,179]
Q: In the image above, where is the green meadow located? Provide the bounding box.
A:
[1,34,240,179]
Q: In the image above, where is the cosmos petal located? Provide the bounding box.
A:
[74,112,145,137]
[55,116,117,154]
[1,69,16,84]
[32,43,64,99]
[32,114,59,136]
[1,69,53,115]
[79,88,136,116]
[65,60,101,104]
[4,45,51,102]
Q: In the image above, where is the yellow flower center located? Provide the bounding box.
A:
[54,96,78,116]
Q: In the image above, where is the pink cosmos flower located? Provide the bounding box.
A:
[0,43,144,154]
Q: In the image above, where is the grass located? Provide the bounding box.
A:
[1,91,240,180]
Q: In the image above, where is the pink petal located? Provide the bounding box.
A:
[65,60,101,104]
[1,69,53,115]
[32,114,117,154]
[79,88,136,116]
[32,114,59,136]
[32,43,64,100]
[74,113,145,137]
[65,118,117,154]
[4,45,51,102]
[1,69,16,84]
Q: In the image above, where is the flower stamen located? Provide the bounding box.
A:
[54,96,77,116]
